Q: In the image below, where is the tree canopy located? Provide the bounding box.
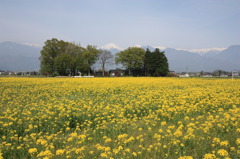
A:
[115,47,169,76]
[40,38,99,76]
[115,47,146,76]
[144,48,169,76]
[40,38,68,75]
[82,45,101,76]
[40,38,169,77]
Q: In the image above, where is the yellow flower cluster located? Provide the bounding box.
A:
[0,77,240,158]
[28,148,38,155]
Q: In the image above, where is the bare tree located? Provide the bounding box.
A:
[98,50,114,76]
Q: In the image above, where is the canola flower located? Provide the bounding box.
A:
[217,149,229,157]
[0,77,240,158]
[0,151,3,159]
[203,153,217,159]
[56,149,65,155]
[28,148,38,155]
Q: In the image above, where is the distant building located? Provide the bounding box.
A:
[231,72,239,77]
[201,72,213,77]
[109,70,125,77]
[187,72,200,77]
[168,71,176,77]
[220,74,228,77]
[179,73,189,77]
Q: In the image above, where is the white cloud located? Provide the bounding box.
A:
[133,44,142,48]
[153,46,166,50]
[101,43,123,50]
[100,43,227,54]
[176,47,226,54]
[24,43,43,48]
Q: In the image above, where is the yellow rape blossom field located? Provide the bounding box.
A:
[0,77,240,159]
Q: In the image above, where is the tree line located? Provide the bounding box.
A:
[40,38,169,76]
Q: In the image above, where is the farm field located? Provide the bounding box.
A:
[0,77,240,159]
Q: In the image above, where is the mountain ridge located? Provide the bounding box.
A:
[0,41,239,72]
[0,41,41,71]
[101,44,240,72]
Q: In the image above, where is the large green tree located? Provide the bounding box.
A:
[64,43,85,76]
[40,38,99,76]
[145,48,169,76]
[115,47,145,76]
[82,45,100,76]
[54,53,72,76]
[144,48,152,76]
[40,38,68,75]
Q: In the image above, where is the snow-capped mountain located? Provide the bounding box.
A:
[100,43,240,72]
[0,41,239,72]
[101,43,123,50]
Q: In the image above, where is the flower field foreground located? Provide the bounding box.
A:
[0,77,240,159]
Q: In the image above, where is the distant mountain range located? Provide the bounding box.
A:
[167,45,240,72]
[103,44,240,72]
[0,41,239,72]
[0,42,40,72]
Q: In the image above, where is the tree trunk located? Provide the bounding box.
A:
[102,63,105,76]
[88,68,91,76]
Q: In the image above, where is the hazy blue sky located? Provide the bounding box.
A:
[1,0,240,49]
